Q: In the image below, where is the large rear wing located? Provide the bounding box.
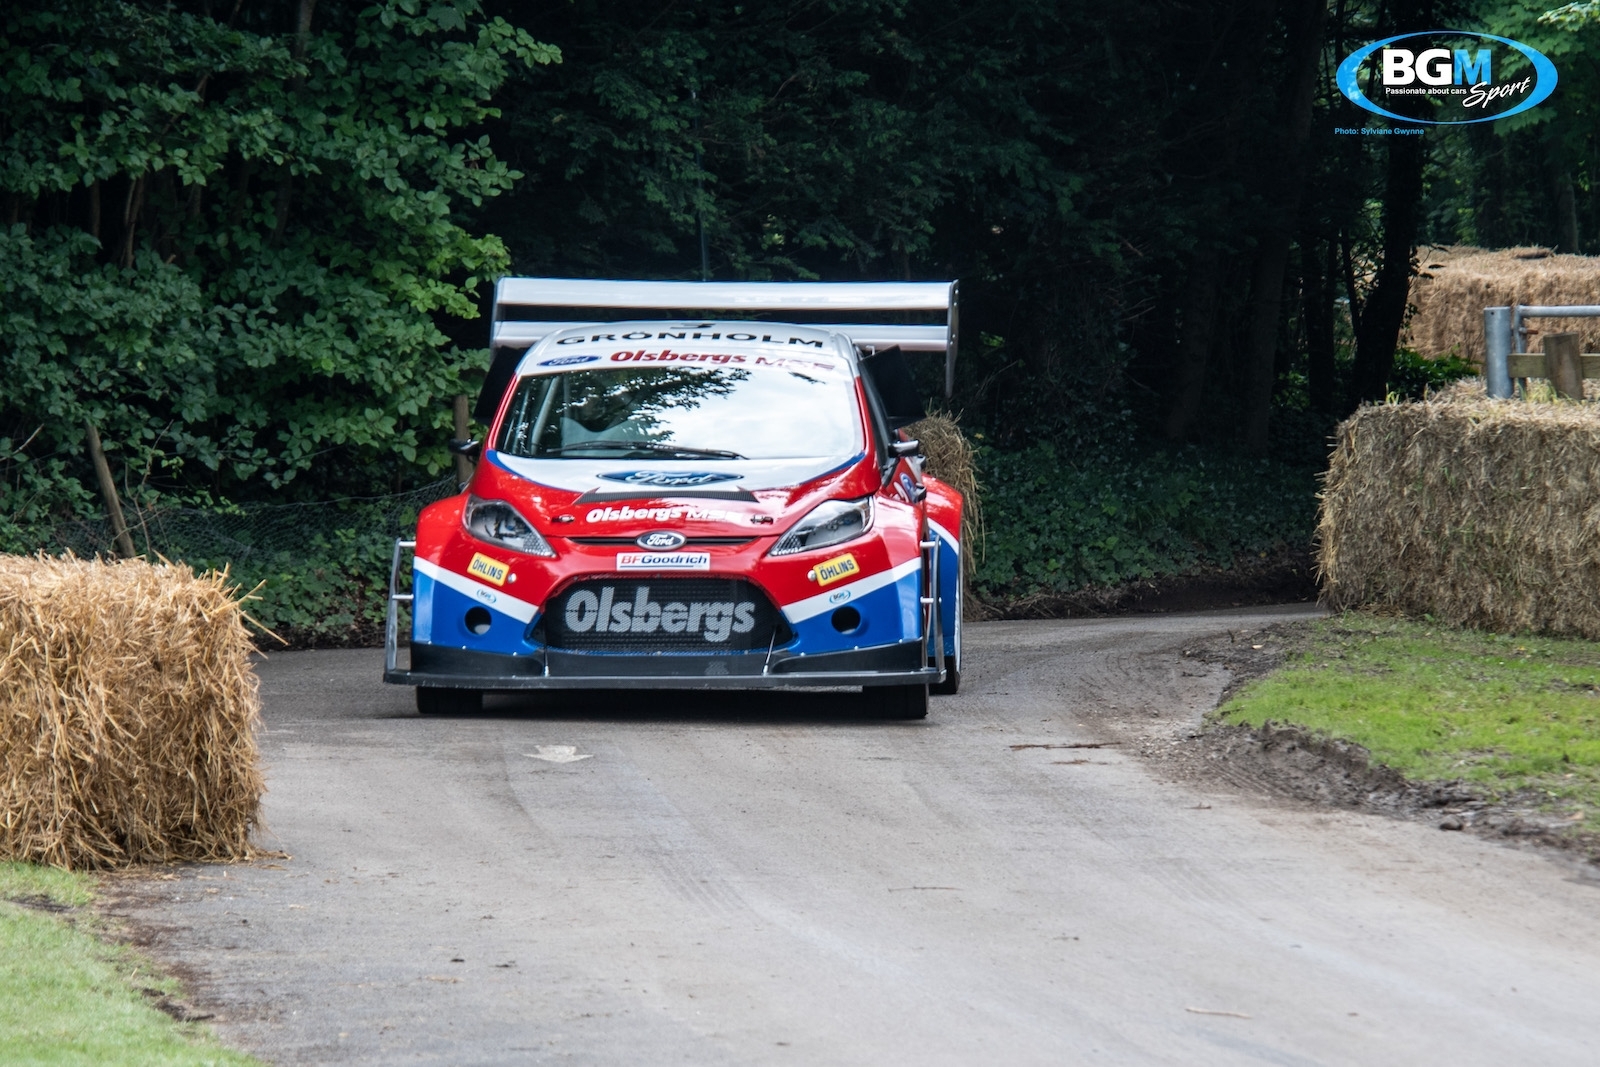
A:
[487,277,959,398]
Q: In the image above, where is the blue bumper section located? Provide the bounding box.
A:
[781,566,922,655]
[395,560,940,690]
[412,569,535,657]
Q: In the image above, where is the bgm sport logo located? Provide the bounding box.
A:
[1337,31,1557,124]
[598,470,742,488]
[562,586,758,643]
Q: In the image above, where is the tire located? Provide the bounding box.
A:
[873,683,929,720]
[930,557,963,697]
[416,687,483,716]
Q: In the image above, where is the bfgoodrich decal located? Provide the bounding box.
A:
[617,552,712,571]
[1336,31,1557,125]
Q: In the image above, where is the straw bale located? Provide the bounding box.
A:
[905,411,983,561]
[0,556,263,869]
[1318,388,1600,637]
[904,412,984,618]
[1405,245,1600,366]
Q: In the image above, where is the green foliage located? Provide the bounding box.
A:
[973,444,1319,598]
[1539,0,1600,28]
[0,1,557,512]
[481,0,1124,280]
[3,479,453,646]
[475,0,1176,448]
[1420,1,1600,250]
[1220,612,1600,821]
[1386,347,1479,401]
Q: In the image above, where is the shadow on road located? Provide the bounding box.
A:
[457,687,935,724]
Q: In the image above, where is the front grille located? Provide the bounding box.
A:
[565,536,754,547]
[544,578,790,652]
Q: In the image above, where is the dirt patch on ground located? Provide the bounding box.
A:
[974,550,1318,621]
[1120,619,1600,870]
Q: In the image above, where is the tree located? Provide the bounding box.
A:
[0,0,556,522]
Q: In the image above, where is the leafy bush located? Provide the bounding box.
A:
[0,2,558,508]
[973,444,1320,599]
[1385,347,1478,402]
[5,480,455,646]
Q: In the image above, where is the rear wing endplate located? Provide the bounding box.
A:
[489,277,959,396]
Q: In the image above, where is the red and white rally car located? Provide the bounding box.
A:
[383,279,963,718]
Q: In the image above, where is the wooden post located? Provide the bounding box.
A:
[84,420,137,559]
[1544,332,1584,399]
[452,394,474,484]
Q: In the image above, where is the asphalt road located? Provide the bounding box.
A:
[113,607,1600,1065]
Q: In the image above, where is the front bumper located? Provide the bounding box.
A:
[384,639,941,690]
[382,538,945,691]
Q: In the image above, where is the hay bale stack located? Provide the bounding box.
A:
[1406,245,1600,366]
[1319,389,1600,637]
[0,556,263,869]
[904,412,985,618]
[905,411,984,560]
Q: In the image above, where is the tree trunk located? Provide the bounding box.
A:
[120,174,146,269]
[85,421,137,560]
[1165,250,1220,441]
[1161,0,1277,440]
[1554,169,1580,253]
[1303,239,1337,414]
[1241,0,1328,452]
[1352,132,1426,404]
[271,0,318,244]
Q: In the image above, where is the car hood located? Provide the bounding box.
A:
[487,452,861,495]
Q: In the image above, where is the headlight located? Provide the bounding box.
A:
[462,495,556,558]
[768,497,874,557]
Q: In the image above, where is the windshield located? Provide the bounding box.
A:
[495,365,862,461]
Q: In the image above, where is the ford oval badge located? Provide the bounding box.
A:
[636,530,688,550]
[599,470,742,487]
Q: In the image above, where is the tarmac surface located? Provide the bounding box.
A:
[112,607,1600,1065]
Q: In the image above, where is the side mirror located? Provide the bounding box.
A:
[891,439,920,457]
[448,438,482,460]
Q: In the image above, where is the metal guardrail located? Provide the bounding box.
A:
[1483,305,1600,398]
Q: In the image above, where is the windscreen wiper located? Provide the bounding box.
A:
[541,441,747,460]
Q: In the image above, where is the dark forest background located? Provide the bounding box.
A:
[3,0,1597,616]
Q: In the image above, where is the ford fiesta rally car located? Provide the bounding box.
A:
[383,278,963,718]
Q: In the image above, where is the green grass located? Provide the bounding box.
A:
[0,862,260,1066]
[1219,612,1600,821]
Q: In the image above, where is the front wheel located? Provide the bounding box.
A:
[416,687,483,716]
[930,558,963,696]
[872,683,929,720]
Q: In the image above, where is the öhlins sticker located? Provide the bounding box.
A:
[811,553,860,587]
[468,552,509,587]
